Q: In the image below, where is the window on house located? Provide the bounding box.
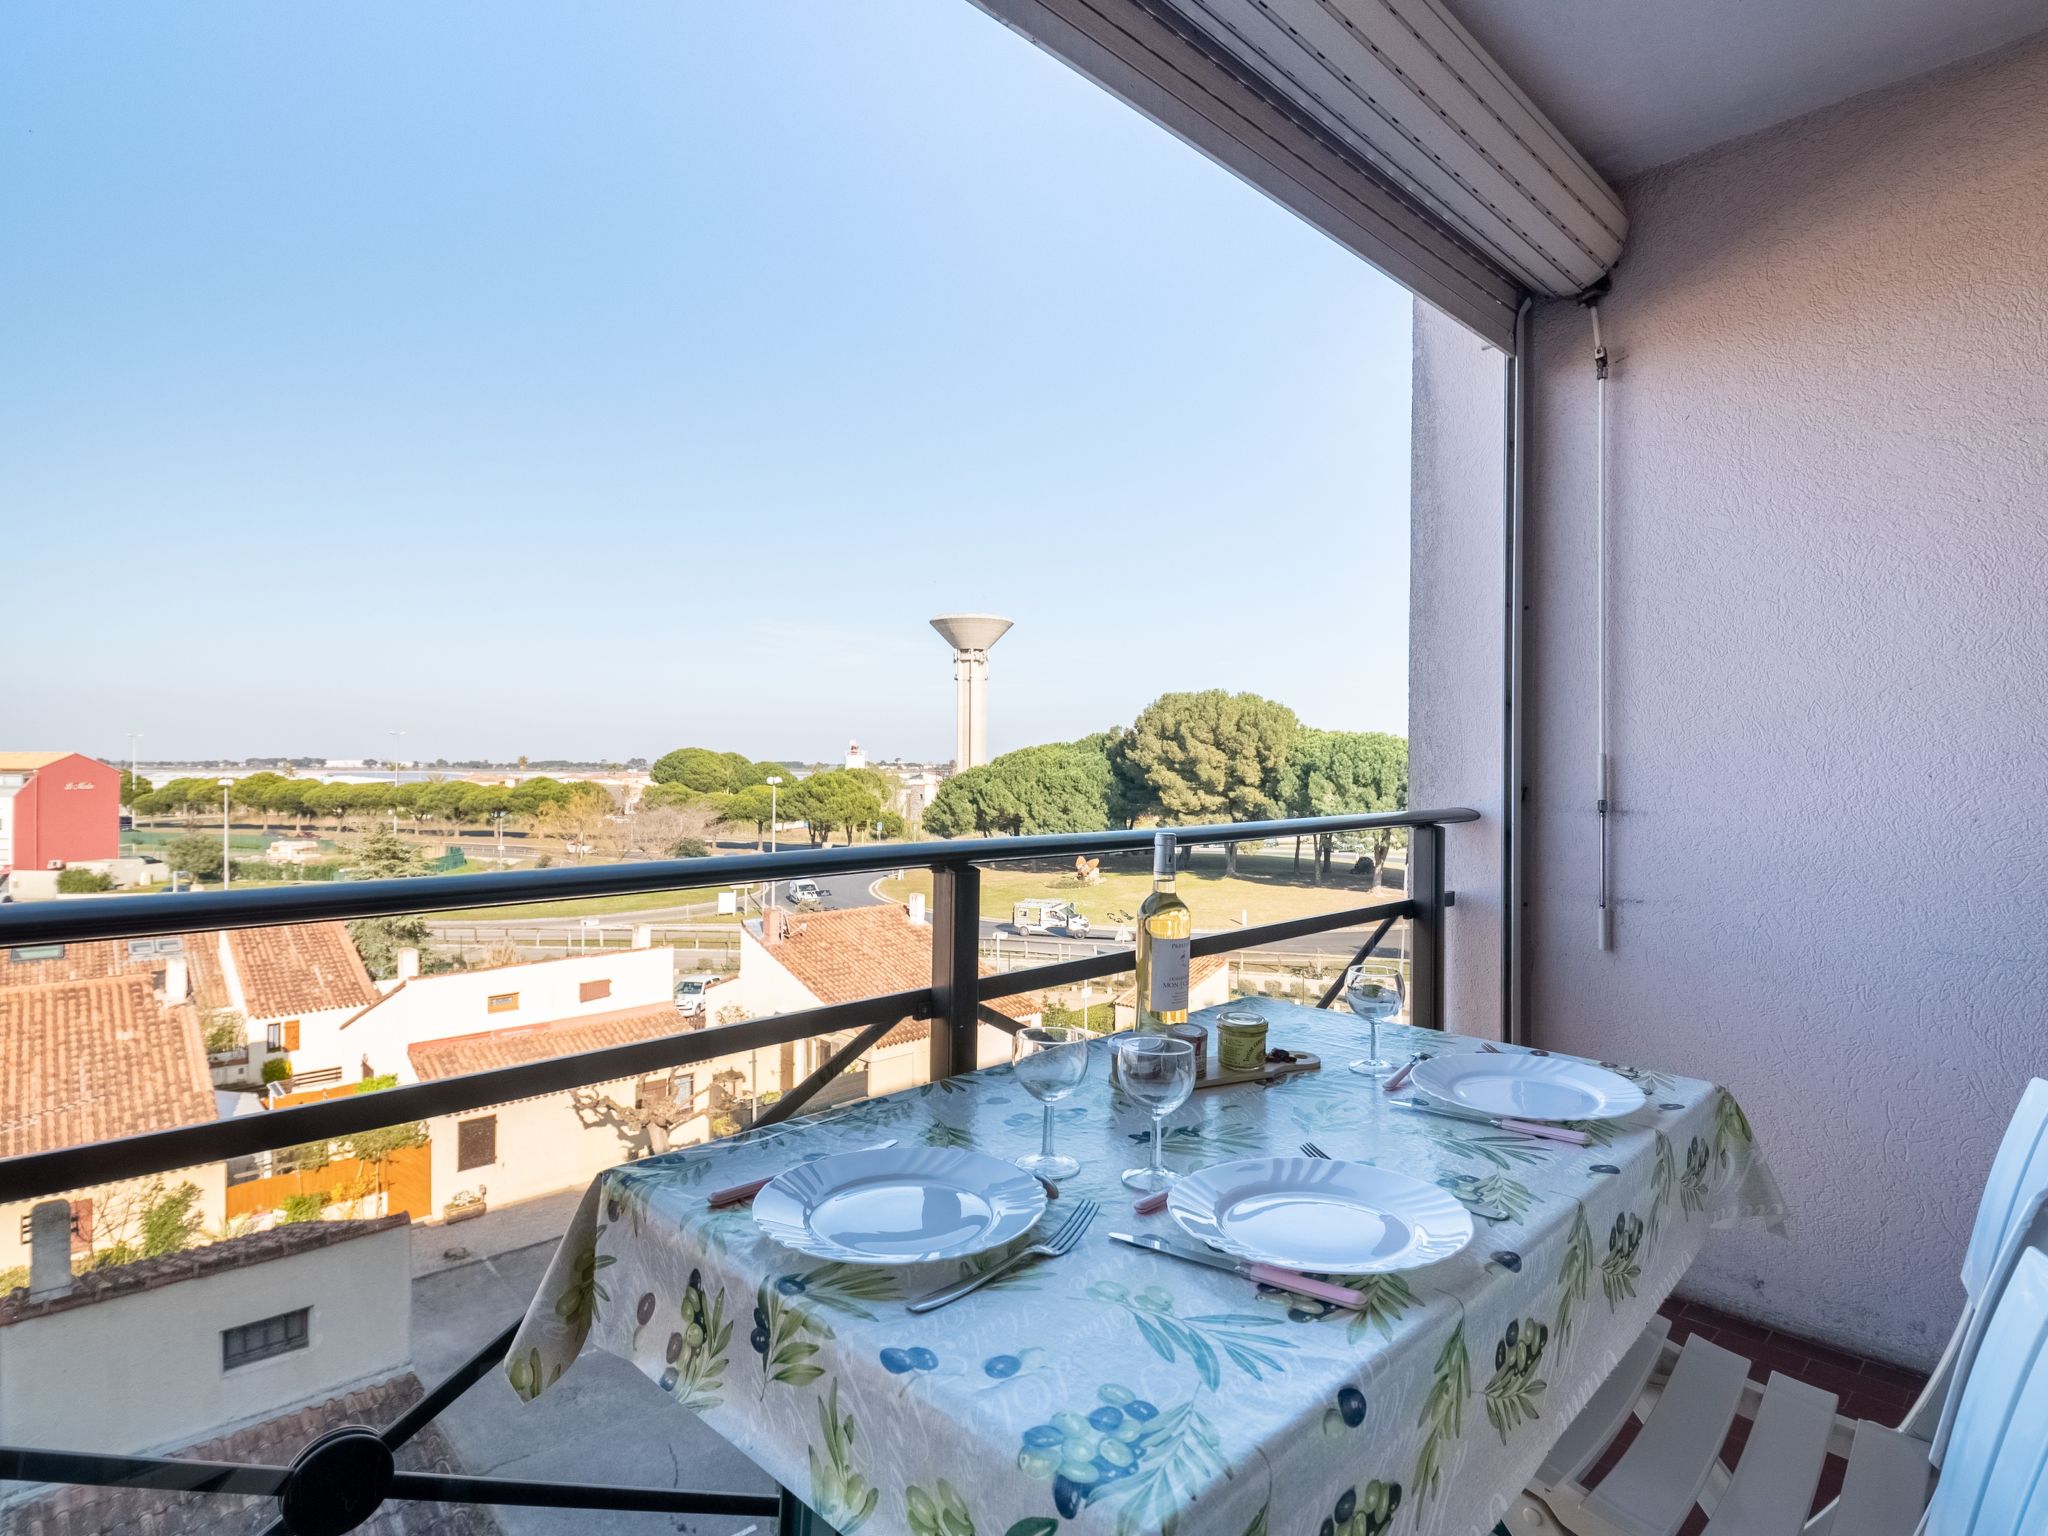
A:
[265,1020,301,1052]
[9,944,63,962]
[127,936,184,959]
[636,1072,692,1110]
[487,992,519,1014]
[456,1115,498,1171]
[579,978,611,1003]
[222,1307,310,1370]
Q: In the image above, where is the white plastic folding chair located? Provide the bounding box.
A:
[1918,1237,2048,1533]
[1512,1079,2048,1536]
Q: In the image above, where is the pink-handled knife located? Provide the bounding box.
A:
[1109,1231,1368,1309]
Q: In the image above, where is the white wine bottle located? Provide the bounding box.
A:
[1133,832,1192,1033]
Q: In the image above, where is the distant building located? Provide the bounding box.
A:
[0,751,119,884]
[844,740,867,770]
[737,903,1038,1096]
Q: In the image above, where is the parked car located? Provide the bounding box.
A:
[674,973,720,1017]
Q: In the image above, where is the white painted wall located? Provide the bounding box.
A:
[328,946,675,1081]
[428,1078,699,1212]
[0,1167,228,1276]
[1410,36,2048,1365]
[1408,311,1509,1041]
[0,1223,410,1454]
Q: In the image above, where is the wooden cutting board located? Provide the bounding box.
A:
[1191,1051,1323,1092]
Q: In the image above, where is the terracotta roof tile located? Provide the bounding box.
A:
[0,975,216,1157]
[0,933,231,1011]
[227,921,379,1020]
[0,1216,409,1325]
[0,1370,499,1536]
[760,905,1035,1048]
[406,1001,690,1081]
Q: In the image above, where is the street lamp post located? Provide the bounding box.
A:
[125,732,143,806]
[218,777,235,888]
[765,776,782,908]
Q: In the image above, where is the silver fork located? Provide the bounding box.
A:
[1300,1141,1330,1159]
[906,1198,1100,1314]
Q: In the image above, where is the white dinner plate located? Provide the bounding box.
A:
[752,1146,1047,1266]
[1409,1053,1646,1122]
[1168,1156,1473,1273]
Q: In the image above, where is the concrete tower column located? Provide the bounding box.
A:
[930,615,1013,771]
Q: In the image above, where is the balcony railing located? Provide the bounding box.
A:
[0,808,1475,1535]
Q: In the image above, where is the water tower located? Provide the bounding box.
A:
[929,615,1013,771]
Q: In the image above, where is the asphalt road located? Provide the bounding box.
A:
[426,855,1405,966]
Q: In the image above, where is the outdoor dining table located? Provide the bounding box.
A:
[509,998,1785,1536]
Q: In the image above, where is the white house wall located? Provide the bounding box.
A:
[0,1223,410,1455]
[1409,36,2048,1366]
[335,946,676,1082]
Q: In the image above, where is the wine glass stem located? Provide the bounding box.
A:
[1041,1103,1055,1160]
[1370,1015,1379,1064]
[1150,1115,1164,1177]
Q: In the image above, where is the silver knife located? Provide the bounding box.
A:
[1108,1232,1363,1308]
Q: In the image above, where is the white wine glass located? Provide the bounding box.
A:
[1344,964,1403,1077]
[1012,1025,1093,1181]
[1115,1036,1195,1193]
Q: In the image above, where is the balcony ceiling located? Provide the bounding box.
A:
[1438,0,2047,176]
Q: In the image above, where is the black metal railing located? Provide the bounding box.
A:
[0,808,1474,1535]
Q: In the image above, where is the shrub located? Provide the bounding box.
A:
[203,1010,246,1056]
[279,1192,328,1224]
[56,867,115,894]
[262,1056,293,1084]
[165,833,225,882]
[138,1180,206,1257]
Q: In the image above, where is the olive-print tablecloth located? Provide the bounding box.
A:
[508,999,1784,1536]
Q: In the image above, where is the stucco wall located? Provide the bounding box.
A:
[0,1223,410,1453]
[1408,309,1510,1040]
[1413,35,2048,1366]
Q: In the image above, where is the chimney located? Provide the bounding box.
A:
[162,956,190,1005]
[908,893,927,925]
[764,908,789,946]
[28,1201,73,1301]
[395,948,421,981]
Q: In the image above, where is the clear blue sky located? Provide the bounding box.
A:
[2,1,1412,766]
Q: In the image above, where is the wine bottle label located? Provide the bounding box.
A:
[1148,938,1190,1012]
[1153,833,1175,879]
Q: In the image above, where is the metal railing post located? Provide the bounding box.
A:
[928,863,981,1081]
[1408,822,1446,1031]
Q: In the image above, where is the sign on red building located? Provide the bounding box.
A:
[0,752,120,873]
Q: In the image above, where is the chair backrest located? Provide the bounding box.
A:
[1921,1241,2048,1535]
[1902,1082,2048,1447]
[1963,1080,2048,1301]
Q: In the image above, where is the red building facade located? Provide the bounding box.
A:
[0,752,120,874]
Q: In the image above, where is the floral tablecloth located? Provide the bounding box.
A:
[509,999,1783,1536]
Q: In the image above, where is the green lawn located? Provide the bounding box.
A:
[434,886,744,922]
[877,845,1401,930]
